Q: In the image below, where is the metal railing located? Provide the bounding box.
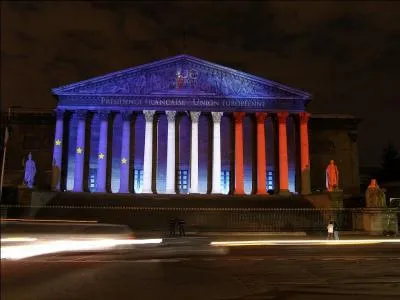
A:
[2,205,398,233]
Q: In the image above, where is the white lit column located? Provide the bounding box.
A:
[190,111,201,193]
[142,110,155,194]
[211,112,223,194]
[165,111,176,194]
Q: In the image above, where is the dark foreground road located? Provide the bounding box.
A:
[2,244,400,300]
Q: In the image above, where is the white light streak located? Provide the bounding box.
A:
[1,238,162,260]
[210,239,400,247]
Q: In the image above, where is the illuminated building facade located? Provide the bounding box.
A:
[51,54,313,195]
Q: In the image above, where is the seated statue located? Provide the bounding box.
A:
[365,179,386,208]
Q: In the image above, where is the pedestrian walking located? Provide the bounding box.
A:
[333,221,340,240]
[178,218,186,237]
[327,221,334,240]
[169,217,176,237]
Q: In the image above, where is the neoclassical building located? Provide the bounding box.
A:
[51,54,313,195]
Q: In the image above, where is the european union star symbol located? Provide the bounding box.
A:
[76,147,83,154]
[55,139,61,146]
[98,153,105,159]
[121,157,127,164]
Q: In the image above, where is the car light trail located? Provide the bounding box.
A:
[1,237,38,243]
[1,238,162,260]
[210,239,400,247]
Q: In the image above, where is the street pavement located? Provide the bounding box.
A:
[2,241,400,300]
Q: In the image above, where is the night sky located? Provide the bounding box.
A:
[1,1,399,167]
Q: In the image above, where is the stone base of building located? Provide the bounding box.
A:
[26,191,314,209]
[360,209,399,235]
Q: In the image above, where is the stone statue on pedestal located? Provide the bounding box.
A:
[365,179,386,208]
[326,160,339,191]
[24,152,36,188]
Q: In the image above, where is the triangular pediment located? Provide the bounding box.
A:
[52,54,310,99]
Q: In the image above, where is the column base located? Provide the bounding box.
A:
[233,190,245,195]
[256,191,269,195]
[118,190,130,194]
[278,189,292,196]
[142,189,153,194]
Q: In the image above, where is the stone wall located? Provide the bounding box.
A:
[309,114,361,196]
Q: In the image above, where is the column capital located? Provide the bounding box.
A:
[277,111,289,124]
[120,111,133,121]
[211,112,223,123]
[76,110,88,120]
[166,111,177,122]
[233,112,246,123]
[299,112,311,124]
[143,110,156,122]
[255,112,268,123]
[54,109,65,119]
[97,110,110,121]
[190,111,201,123]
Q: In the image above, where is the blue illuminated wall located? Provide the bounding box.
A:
[156,114,167,193]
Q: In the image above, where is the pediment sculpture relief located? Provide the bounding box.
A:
[67,62,295,98]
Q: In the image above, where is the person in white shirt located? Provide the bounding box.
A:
[327,221,334,240]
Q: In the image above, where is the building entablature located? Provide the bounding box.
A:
[52,54,311,113]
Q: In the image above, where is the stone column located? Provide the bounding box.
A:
[73,110,87,192]
[233,112,245,195]
[142,110,155,193]
[299,112,311,195]
[256,112,268,195]
[190,111,201,193]
[166,111,176,194]
[95,111,109,192]
[119,111,132,193]
[52,109,64,191]
[211,112,223,194]
[277,112,290,195]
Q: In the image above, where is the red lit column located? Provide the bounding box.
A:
[277,112,290,195]
[256,112,268,195]
[299,112,311,195]
[233,112,245,195]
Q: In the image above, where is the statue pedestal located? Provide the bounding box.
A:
[362,209,398,235]
[328,190,343,209]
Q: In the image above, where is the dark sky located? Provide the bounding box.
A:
[1,1,399,167]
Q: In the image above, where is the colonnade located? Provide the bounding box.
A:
[52,109,311,195]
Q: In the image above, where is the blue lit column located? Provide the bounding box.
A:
[142,110,155,194]
[96,111,109,192]
[211,112,223,194]
[73,110,87,192]
[52,109,64,191]
[119,111,132,193]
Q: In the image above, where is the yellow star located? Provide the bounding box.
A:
[55,139,61,146]
[121,157,127,164]
[98,153,105,159]
[76,147,83,154]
